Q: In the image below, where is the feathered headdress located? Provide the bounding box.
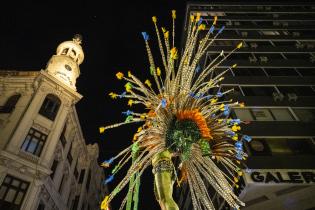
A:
[100,10,251,210]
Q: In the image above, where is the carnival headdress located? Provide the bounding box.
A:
[100,10,251,210]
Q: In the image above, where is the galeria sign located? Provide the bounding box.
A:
[248,170,315,184]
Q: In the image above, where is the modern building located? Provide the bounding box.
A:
[0,35,107,210]
[177,2,315,210]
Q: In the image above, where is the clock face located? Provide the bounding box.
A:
[65,64,72,71]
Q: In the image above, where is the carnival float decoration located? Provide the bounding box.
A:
[99,10,252,210]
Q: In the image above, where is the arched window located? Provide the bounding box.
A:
[0,94,21,113]
[39,94,61,121]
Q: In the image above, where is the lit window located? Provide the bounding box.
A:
[234,108,253,121]
[39,94,61,121]
[21,128,47,157]
[251,108,274,121]
[261,31,280,35]
[234,108,295,121]
[270,108,294,121]
[0,175,29,209]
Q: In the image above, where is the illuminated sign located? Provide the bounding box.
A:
[245,170,315,184]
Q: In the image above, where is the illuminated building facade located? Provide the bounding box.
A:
[177,2,315,210]
[0,35,107,210]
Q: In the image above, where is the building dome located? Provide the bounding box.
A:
[45,34,84,90]
[56,34,84,65]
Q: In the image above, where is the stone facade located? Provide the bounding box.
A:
[0,36,107,210]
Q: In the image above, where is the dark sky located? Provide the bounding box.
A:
[0,0,189,209]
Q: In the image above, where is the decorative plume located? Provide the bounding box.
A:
[100,11,250,210]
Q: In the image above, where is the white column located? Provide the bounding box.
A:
[22,179,43,210]
[40,104,69,167]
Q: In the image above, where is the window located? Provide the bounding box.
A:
[264,68,299,76]
[39,94,61,121]
[241,86,275,96]
[268,138,315,155]
[50,160,59,180]
[21,128,47,157]
[233,108,294,121]
[248,138,315,156]
[233,68,266,76]
[293,109,315,122]
[79,169,85,184]
[270,108,294,121]
[296,68,315,76]
[278,86,315,96]
[0,94,21,113]
[251,108,274,121]
[233,108,253,121]
[0,175,29,209]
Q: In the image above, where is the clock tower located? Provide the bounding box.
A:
[45,34,84,90]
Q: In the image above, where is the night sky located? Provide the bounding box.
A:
[0,0,189,209]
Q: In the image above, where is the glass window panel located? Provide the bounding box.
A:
[28,140,38,153]
[297,68,315,76]
[4,176,11,184]
[35,142,43,156]
[4,188,16,202]
[287,139,314,154]
[14,191,24,205]
[270,108,294,121]
[265,68,299,76]
[21,136,31,151]
[278,86,315,96]
[21,183,27,190]
[242,86,275,96]
[252,108,274,121]
[267,139,293,155]
[0,186,7,199]
[293,109,315,122]
[234,108,253,121]
[234,68,266,76]
[11,180,20,187]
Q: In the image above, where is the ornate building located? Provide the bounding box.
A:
[0,35,107,210]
